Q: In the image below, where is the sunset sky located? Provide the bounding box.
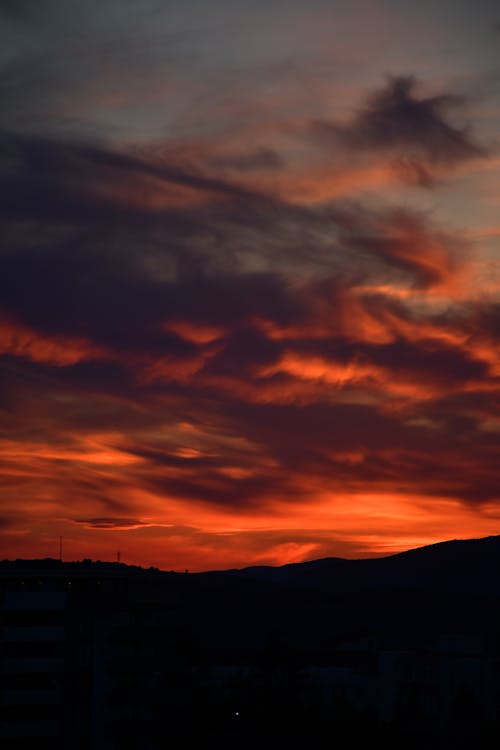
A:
[1,0,499,571]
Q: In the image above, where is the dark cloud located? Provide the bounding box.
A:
[0,132,469,382]
[70,517,150,530]
[311,76,484,183]
[336,206,462,288]
[0,0,45,22]
[214,400,500,504]
[141,471,288,509]
[0,515,17,530]
[1,131,470,326]
[209,147,283,172]
[366,338,487,384]
[0,132,260,222]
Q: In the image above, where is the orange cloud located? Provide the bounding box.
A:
[164,320,228,344]
[257,350,452,404]
[0,316,107,366]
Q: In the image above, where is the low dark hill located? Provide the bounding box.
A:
[188,535,500,650]
[221,534,500,596]
[2,535,500,652]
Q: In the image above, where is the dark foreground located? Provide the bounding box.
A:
[1,536,500,748]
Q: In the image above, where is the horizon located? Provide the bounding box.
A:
[2,531,498,574]
[1,1,499,572]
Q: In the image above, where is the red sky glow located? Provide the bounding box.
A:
[0,0,499,570]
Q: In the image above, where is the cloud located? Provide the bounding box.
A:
[208,147,284,173]
[0,72,498,569]
[0,132,472,386]
[0,515,18,531]
[0,127,496,418]
[311,76,485,185]
[70,517,154,530]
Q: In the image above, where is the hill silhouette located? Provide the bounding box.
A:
[2,535,500,748]
[222,534,500,596]
[2,535,500,649]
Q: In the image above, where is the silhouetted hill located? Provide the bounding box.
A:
[3,535,500,650]
[4,534,499,593]
[223,534,500,596]
[3,540,500,748]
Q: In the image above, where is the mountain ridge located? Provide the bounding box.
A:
[2,533,500,578]
[221,534,500,596]
[2,534,500,646]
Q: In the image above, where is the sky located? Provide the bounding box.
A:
[0,0,499,571]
